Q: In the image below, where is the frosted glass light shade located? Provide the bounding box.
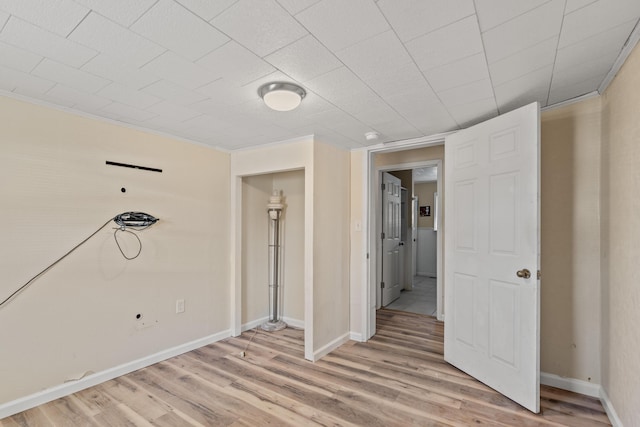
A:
[259,82,306,112]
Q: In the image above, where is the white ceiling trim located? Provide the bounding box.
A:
[541,90,599,112]
[598,18,640,94]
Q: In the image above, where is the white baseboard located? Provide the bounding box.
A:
[349,331,365,342]
[600,387,623,427]
[0,329,231,420]
[242,316,304,332]
[312,332,350,361]
[241,317,269,332]
[540,372,601,398]
[282,316,304,329]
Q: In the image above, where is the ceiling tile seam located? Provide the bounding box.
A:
[544,0,569,107]
[154,0,233,63]
[100,86,165,111]
[207,0,240,21]
[415,46,487,75]
[370,1,457,131]
[2,15,99,67]
[291,5,390,58]
[275,0,315,17]
[320,61,422,137]
[67,12,103,70]
[62,8,91,38]
[260,33,341,81]
[492,62,555,92]
[260,16,413,139]
[433,74,492,99]
[135,47,171,74]
[77,50,100,70]
[374,22,463,128]
[193,39,236,65]
[191,11,311,68]
[33,57,112,94]
[65,11,170,71]
[0,12,9,31]
[125,0,160,29]
[486,34,558,67]
[136,78,189,105]
[395,11,477,45]
[558,17,640,53]
[563,0,598,17]
[119,7,232,64]
[26,56,46,75]
[128,76,164,96]
[368,6,486,123]
[209,3,310,59]
[477,0,554,34]
[46,63,140,100]
[280,80,392,141]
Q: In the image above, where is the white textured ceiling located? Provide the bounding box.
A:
[0,0,638,151]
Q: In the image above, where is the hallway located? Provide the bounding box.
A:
[386,276,437,316]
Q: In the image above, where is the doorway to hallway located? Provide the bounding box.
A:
[385,275,437,316]
[377,159,442,321]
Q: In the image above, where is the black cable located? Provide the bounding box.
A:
[113,227,142,260]
[0,218,114,308]
[0,215,154,309]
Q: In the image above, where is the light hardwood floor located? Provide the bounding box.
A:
[1,309,611,426]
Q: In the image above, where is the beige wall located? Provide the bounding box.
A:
[232,137,350,361]
[540,96,602,384]
[0,96,230,404]
[313,141,350,354]
[242,175,271,325]
[375,144,445,167]
[274,171,306,324]
[600,42,640,427]
[241,171,305,326]
[415,182,437,228]
[349,149,366,338]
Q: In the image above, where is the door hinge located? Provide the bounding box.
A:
[537,270,541,280]
[381,232,385,239]
[381,281,385,289]
[381,183,386,191]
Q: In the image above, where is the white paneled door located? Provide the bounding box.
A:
[444,102,540,413]
[381,172,402,306]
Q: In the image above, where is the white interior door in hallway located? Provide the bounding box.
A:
[444,102,540,412]
[381,172,402,306]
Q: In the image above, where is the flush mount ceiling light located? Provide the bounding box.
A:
[258,82,306,111]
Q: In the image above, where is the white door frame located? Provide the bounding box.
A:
[363,133,453,340]
[375,161,443,317]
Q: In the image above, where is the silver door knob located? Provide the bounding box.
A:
[516,269,531,279]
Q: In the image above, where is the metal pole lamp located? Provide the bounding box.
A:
[261,190,287,332]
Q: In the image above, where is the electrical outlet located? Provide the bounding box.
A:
[176,299,185,314]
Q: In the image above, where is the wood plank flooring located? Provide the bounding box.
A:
[1,309,611,426]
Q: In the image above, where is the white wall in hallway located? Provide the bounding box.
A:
[417,228,437,277]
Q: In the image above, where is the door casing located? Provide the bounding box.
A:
[365,134,449,339]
